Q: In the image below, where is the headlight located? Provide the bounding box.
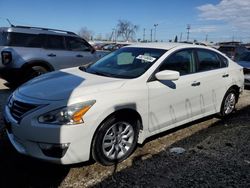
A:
[38,100,96,125]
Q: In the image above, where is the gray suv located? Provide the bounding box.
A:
[0,25,105,84]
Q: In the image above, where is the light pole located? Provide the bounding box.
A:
[143,28,146,42]
[150,29,153,42]
[154,24,158,42]
[186,24,191,41]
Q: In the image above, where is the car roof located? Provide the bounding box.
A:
[0,26,77,37]
[127,42,210,50]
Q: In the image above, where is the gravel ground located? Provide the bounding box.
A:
[0,78,249,188]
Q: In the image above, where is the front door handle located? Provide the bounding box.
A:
[191,81,201,87]
[76,54,83,58]
[47,53,56,57]
[222,74,229,78]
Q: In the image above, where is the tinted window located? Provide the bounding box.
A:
[66,37,90,51]
[159,50,194,75]
[86,47,166,78]
[0,31,7,46]
[197,50,221,72]
[44,35,65,50]
[7,32,43,48]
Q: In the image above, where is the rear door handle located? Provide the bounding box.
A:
[47,53,56,57]
[222,74,229,78]
[191,81,200,87]
[76,54,83,58]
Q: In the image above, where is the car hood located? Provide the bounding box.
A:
[18,68,126,101]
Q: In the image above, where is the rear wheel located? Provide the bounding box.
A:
[220,89,237,117]
[92,115,139,165]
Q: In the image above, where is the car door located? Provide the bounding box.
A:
[194,49,230,114]
[65,36,98,67]
[147,49,203,133]
[42,34,79,70]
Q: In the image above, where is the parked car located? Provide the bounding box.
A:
[3,43,244,165]
[0,25,107,84]
[217,45,247,60]
[236,51,250,86]
[94,42,131,52]
[93,42,112,50]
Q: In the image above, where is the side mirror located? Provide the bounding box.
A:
[155,70,180,81]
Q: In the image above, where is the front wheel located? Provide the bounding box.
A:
[220,89,237,117]
[27,66,49,80]
[92,116,139,166]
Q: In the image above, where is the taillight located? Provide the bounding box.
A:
[1,51,12,65]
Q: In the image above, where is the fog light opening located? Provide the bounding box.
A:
[38,143,70,158]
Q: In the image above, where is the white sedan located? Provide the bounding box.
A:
[3,43,244,165]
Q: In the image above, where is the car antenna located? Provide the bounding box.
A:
[6,18,15,27]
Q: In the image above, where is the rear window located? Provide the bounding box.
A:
[0,31,8,46]
[7,32,43,48]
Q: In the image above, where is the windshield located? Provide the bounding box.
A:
[238,52,250,62]
[85,47,166,79]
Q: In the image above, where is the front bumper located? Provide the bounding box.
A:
[3,95,95,164]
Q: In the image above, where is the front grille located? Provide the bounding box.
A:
[9,99,38,122]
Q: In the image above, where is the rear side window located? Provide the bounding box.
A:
[7,32,43,48]
[219,54,228,68]
[66,37,91,51]
[197,50,222,72]
[0,31,7,46]
[159,49,194,75]
[44,35,65,50]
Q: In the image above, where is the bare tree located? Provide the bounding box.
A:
[116,20,139,41]
[78,27,94,41]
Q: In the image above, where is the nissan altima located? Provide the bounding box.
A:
[3,43,244,165]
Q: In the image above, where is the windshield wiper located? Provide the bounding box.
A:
[86,70,114,77]
[79,67,134,79]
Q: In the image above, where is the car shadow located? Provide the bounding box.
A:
[95,104,250,187]
[245,85,250,90]
[0,131,70,187]
[0,80,71,187]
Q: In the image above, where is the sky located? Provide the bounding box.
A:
[0,0,250,43]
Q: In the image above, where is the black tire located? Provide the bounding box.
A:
[92,115,139,166]
[220,88,237,117]
[24,65,49,81]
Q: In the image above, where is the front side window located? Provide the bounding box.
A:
[159,49,194,75]
[197,50,221,72]
[86,47,166,78]
[66,37,91,51]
